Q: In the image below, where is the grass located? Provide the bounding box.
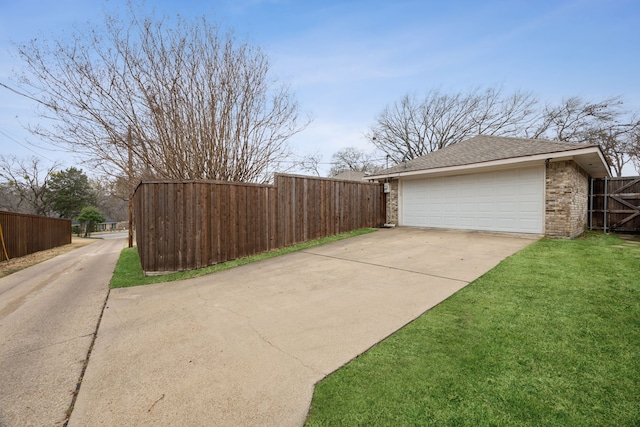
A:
[305,232,640,427]
[109,228,376,288]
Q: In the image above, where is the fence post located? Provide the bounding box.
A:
[603,177,608,233]
[589,178,593,231]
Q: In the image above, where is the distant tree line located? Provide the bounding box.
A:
[0,156,126,224]
[9,3,638,180]
[367,88,640,177]
[301,88,639,178]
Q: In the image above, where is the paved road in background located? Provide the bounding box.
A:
[0,238,125,426]
[94,231,129,240]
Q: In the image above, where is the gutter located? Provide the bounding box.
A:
[367,146,610,181]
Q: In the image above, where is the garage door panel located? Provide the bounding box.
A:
[518,184,541,196]
[520,200,541,210]
[460,203,474,213]
[497,202,516,213]
[401,167,544,234]
[477,202,494,213]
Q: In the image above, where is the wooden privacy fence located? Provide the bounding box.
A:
[134,174,386,272]
[0,211,71,261]
[589,177,640,233]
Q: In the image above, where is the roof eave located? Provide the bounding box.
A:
[366,146,611,180]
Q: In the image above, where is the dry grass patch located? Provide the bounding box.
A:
[0,237,97,278]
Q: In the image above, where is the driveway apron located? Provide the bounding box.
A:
[0,238,125,427]
[69,228,537,426]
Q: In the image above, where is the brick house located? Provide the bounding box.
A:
[366,135,611,238]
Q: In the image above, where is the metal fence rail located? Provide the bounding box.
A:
[0,211,72,261]
[133,174,385,272]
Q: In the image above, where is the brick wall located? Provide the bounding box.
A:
[545,160,589,238]
[386,179,399,225]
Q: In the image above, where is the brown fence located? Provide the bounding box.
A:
[134,174,385,272]
[0,211,72,261]
[590,177,640,233]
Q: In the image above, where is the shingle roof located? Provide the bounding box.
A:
[378,135,597,175]
[332,170,367,181]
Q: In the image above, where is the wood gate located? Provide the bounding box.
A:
[589,177,640,233]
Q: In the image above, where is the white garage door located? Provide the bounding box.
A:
[401,167,544,234]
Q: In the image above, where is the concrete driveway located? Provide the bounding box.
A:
[0,238,125,426]
[69,228,538,426]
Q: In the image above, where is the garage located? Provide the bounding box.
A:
[401,167,545,233]
[369,135,612,238]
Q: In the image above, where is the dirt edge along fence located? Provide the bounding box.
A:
[589,176,640,233]
[0,211,72,261]
[133,174,386,273]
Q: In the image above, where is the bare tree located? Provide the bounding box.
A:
[15,6,308,183]
[0,183,21,213]
[368,87,538,162]
[630,128,640,175]
[369,89,640,175]
[532,97,640,176]
[0,156,59,215]
[329,147,383,176]
[530,96,623,141]
[583,122,639,177]
[294,152,324,177]
[91,176,128,221]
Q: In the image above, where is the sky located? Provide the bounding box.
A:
[0,0,639,177]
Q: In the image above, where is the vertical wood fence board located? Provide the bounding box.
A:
[174,182,182,272]
[220,184,229,262]
[230,184,238,260]
[139,186,144,267]
[278,175,289,247]
[201,183,210,267]
[133,175,385,272]
[199,183,208,269]
[274,176,282,248]
[146,184,156,271]
[133,185,144,269]
[212,184,221,263]
[291,177,298,245]
[268,186,277,251]
[179,183,188,271]
[156,182,166,271]
[167,182,176,271]
[211,184,220,263]
[237,185,246,258]
[151,182,160,271]
[152,183,158,270]
[0,211,71,261]
[143,183,152,271]
[192,184,200,268]
[187,182,194,269]
[590,177,640,232]
[162,182,171,271]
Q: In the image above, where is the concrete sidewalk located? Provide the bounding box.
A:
[69,228,537,426]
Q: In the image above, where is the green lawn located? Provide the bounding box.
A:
[109,228,376,288]
[305,233,640,427]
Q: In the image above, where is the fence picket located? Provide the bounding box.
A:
[0,211,71,261]
[589,177,640,233]
[133,175,385,272]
